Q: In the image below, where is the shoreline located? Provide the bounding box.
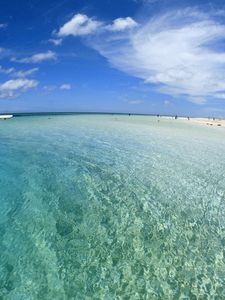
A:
[179,117,225,127]
[0,113,224,127]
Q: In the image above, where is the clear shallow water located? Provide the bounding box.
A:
[0,114,225,299]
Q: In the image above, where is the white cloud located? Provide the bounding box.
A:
[60,83,71,90]
[0,66,15,75]
[57,14,138,37]
[40,85,57,95]
[12,51,57,63]
[90,9,225,103]
[107,17,138,31]
[127,99,144,104]
[0,24,7,29]
[49,38,63,46]
[40,84,71,95]
[0,65,38,78]
[164,100,170,105]
[13,67,39,78]
[214,93,225,99]
[0,79,37,90]
[0,78,38,99]
[58,14,101,37]
[188,97,206,105]
[43,85,56,90]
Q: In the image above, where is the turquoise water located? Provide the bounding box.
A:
[0,114,225,299]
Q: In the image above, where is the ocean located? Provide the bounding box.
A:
[0,114,224,299]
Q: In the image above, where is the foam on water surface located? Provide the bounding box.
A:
[0,114,224,299]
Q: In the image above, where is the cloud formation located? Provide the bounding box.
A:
[88,9,225,103]
[127,99,144,105]
[60,83,71,90]
[57,14,138,37]
[13,67,39,78]
[107,17,138,31]
[49,38,63,46]
[0,79,38,99]
[0,66,15,75]
[0,24,7,29]
[40,84,72,95]
[58,14,101,37]
[12,51,56,63]
[0,65,39,78]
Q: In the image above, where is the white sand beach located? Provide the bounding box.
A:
[188,117,225,127]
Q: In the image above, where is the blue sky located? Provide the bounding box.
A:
[1,0,225,116]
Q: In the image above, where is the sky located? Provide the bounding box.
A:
[1,0,225,116]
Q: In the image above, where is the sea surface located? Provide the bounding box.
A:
[0,114,224,299]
